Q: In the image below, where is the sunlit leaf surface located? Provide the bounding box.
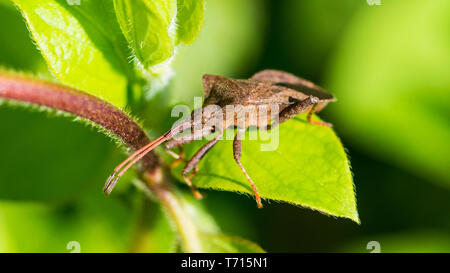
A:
[172,113,359,223]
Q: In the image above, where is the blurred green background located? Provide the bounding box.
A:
[0,0,449,252]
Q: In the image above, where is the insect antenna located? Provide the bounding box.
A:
[103,121,192,195]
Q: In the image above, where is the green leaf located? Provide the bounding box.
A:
[114,0,177,69]
[113,0,206,95]
[172,113,359,223]
[12,0,131,107]
[327,0,450,187]
[176,0,206,44]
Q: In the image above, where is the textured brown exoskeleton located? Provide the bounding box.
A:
[104,70,335,208]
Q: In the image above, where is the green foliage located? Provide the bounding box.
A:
[113,0,205,69]
[176,0,206,44]
[12,0,207,106]
[327,0,450,187]
[0,0,363,252]
[172,113,358,223]
[11,0,131,107]
[114,0,177,68]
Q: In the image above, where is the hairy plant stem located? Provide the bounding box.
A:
[0,73,202,252]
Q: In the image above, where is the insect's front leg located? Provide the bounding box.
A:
[182,131,223,199]
[165,126,215,161]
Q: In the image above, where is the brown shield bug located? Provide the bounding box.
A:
[104,70,335,208]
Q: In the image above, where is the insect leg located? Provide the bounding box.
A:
[233,128,262,208]
[307,103,333,127]
[266,95,319,130]
[182,132,223,199]
[165,126,215,159]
